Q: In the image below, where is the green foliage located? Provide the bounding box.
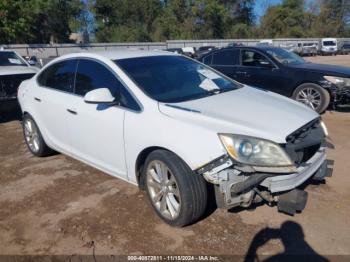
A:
[259,0,307,38]
[259,0,350,38]
[0,0,83,44]
[93,0,256,41]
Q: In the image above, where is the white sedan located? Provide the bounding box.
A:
[18,50,328,226]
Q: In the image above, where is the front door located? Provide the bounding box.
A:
[238,49,290,95]
[68,59,127,179]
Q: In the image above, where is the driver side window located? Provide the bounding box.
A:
[75,59,140,111]
[75,59,121,97]
[241,50,271,68]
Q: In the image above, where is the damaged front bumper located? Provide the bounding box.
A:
[196,145,331,214]
[320,81,350,106]
[260,145,326,193]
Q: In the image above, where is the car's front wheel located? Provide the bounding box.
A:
[143,150,207,227]
[292,83,330,113]
[23,114,52,157]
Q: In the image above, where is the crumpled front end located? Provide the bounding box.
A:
[319,77,350,106]
[195,118,332,215]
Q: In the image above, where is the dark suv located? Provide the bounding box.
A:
[200,46,350,113]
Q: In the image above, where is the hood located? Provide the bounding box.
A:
[0,66,39,76]
[289,62,350,77]
[158,86,319,144]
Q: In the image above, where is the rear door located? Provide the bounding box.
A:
[203,49,240,81]
[35,59,78,153]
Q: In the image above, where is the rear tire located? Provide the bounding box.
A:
[292,83,330,113]
[22,114,52,157]
[143,150,207,227]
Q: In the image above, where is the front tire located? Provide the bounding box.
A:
[23,114,52,157]
[143,150,207,227]
[292,83,330,113]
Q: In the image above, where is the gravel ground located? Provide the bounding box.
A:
[0,55,349,259]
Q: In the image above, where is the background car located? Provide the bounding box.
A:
[0,50,39,112]
[200,46,350,113]
[181,46,196,58]
[195,46,217,59]
[165,48,184,55]
[320,38,338,56]
[227,42,244,47]
[338,42,350,55]
[300,43,318,56]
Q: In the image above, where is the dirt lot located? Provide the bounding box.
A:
[0,55,350,259]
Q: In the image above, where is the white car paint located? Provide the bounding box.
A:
[0,50,39,76]
[321,38,338,54]
[18,50,319,185]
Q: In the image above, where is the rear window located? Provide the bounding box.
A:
[37,59,78,92]
[211,49,239,66]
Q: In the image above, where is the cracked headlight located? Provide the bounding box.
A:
[324,76,350,88]
[219,134,296,173]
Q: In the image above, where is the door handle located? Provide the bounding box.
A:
[236,71,247,74]
[67,108,77,115]
[34,97,41,102]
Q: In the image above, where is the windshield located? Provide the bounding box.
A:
[266,48,305,65]
[323,41,336,46]
[0,51,27,66]
[116,55,240,103]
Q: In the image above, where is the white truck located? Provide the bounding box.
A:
[320,38,338,55]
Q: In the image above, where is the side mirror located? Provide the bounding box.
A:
[84,88,118,105]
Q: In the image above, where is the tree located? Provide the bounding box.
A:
[0,0,31,43]
[259,0,308,38]
[0,0,83,44]
[311,0,350,37]
[93,0,162,42]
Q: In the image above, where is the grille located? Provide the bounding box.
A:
[284,118,324,166]
[0,73,35,99]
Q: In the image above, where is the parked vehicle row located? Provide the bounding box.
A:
[200,46,350,113]
[17,50,330,227]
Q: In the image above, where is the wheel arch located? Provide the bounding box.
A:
[135,146,182,189]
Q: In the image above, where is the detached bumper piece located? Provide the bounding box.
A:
[277,189,308,215]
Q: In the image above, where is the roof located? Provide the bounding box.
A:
[79,49,177,60]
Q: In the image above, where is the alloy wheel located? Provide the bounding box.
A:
[146,160,181,220]
[295,87,322,111]
[24,118,40,153]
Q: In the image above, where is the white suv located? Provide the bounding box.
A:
[18,51,329,226]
